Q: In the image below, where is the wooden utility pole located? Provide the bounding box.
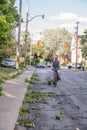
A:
[24,7,29,66]
[75,21,80,68]
[16,0,22,70]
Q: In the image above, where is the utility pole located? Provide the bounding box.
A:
[75,21,80,68]
[24,7,29,66]
[16,0,22,70]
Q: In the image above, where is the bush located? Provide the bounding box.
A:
[19,62,26,69]
[0,85,3,96]
[61,62,67,67]
[47,80,52,85]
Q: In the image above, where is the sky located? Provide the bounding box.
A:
[15,0,87,39]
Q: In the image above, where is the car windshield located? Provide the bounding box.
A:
[4,59,14,62]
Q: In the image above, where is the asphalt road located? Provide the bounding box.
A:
[61,69,87,126]
[36,68,87,130]
[15,67,87,130]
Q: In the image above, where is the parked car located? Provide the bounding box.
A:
[0,58,16,68]
[36,63,46,68]
[67,63,81,69]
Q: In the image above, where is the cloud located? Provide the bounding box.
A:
[78,17,87,23]
[49,12,78,20]
[49,12,87,24]
[59,23,74,28]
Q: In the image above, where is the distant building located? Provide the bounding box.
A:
[71,34,82,66]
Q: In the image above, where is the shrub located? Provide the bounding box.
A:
[0,85,3,96]
[47,80,52,85]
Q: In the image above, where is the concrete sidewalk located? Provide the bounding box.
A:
[0,66,35,130]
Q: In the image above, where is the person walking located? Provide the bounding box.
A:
[82,62,85,71]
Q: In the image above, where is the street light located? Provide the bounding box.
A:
[24,13,44,66]
[27,14,44,23]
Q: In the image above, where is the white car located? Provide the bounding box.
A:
[1,58,16,68]
[36,63,46,68]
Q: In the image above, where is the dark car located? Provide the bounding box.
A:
[67,64,81,69]
[67,64,73,69]
[0,58,16,68]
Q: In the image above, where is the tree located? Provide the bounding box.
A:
[81,46,87,59]
[33,40,45,58]
[0,0,19,45]
[0,16,9,45]
[0,0,19,24]
[0,0,19,59]
[80,29,87,59]
[43,28,72,62]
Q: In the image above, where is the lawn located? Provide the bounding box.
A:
[0,67,17,83]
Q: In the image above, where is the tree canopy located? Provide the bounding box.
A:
[43,28,72,61]
[0,0,19,45]
[0,16,9,45]
[80,29,87,59]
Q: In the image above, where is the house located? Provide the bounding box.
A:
[71,34,82,66]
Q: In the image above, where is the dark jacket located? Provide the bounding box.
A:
[53,60,60,70]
